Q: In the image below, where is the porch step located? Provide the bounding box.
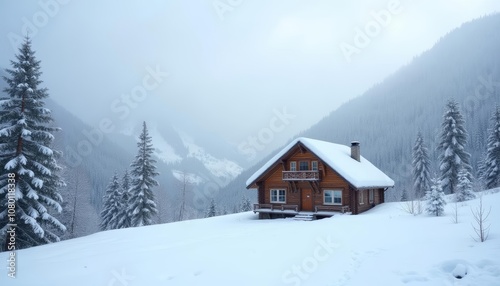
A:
[293,214,314,221]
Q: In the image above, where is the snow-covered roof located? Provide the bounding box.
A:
[246,137,394,189]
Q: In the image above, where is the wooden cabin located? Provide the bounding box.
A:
[246,137,394,219]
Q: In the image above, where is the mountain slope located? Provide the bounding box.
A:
[1,189,499,285]
[223,14,500,202]
[302,14,500,193]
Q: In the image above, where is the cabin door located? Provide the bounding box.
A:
[301,189,313,211]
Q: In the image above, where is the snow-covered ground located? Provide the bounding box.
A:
[2,190,500,286]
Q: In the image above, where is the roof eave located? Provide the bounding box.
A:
[352,184,395,190]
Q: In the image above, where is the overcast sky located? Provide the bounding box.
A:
[1,0,499,154]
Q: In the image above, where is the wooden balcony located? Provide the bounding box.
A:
[282,171,320,181]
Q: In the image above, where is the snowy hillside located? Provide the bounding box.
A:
[2,190,500,286]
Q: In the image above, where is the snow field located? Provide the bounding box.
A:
[1,190,499,286]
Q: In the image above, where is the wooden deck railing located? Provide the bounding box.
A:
[282,171,320,181]
[253,204,299,212]
[314,205,351,213]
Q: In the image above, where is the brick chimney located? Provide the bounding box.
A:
[351,141,360,162]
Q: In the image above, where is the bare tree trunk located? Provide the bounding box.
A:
[471,194,491,242]
[70,174,78,238]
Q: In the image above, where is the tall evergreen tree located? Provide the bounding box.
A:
[481,106,500,189]
[425,178,446,216]
[437,99,472,194]
[456,168,476,202]
[206,199,217,218]
[0,37,66,249]
[115,169,132,229]
[412,132,431,198]
[100,173,123,230]
[127,122,159,227]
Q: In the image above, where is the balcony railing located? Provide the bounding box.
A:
[282,171,320,181]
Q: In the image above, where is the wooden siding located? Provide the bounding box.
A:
[356,189,371,213]
[257,182,265,204]
[350,188,385,214]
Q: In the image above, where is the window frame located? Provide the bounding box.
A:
[369,189,374,204]
[270,189,286,203]
[311,161,318,171]
[289,161,297,171]
[324,189,342,206]
[299,161,309,171]
[359,190,365,205]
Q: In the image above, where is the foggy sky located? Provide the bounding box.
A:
[0,0,499,155]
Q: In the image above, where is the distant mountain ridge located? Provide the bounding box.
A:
[221,13,500,203]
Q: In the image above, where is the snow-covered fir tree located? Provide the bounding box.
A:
[127,122,159,227]
[425,178,446,216]
[481,106,500,189]
[241,196,252,212]
[99,173,123,230]
[0,37,66,249]
[206,199,217,218]
[115,169,132,229]
[456,168,476,202]
[412,131,431,198]
[437,99,472,194]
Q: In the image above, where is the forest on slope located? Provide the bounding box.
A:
[221,13,500,203]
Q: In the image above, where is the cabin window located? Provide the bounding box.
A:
[311,161,318,171]
[369,189,374,203]
[324,190,342,205]
[299,161,309,171]
[270,189,286,203]
[359,190,365,205]
[290,161,296,171]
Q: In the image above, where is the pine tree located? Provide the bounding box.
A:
[206,199,217,218]
[437,99,472,194]
[100,173,123,230]
[456,168,476,202]
[0,37,66,249]
[241,196,252,212]
[127,122,159,227]
[425,178,446,216]
[481,106,500,189]
[412,131,431,198]
[477,151,487,188]
[400,189,409,202]
[115,169,132,229]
